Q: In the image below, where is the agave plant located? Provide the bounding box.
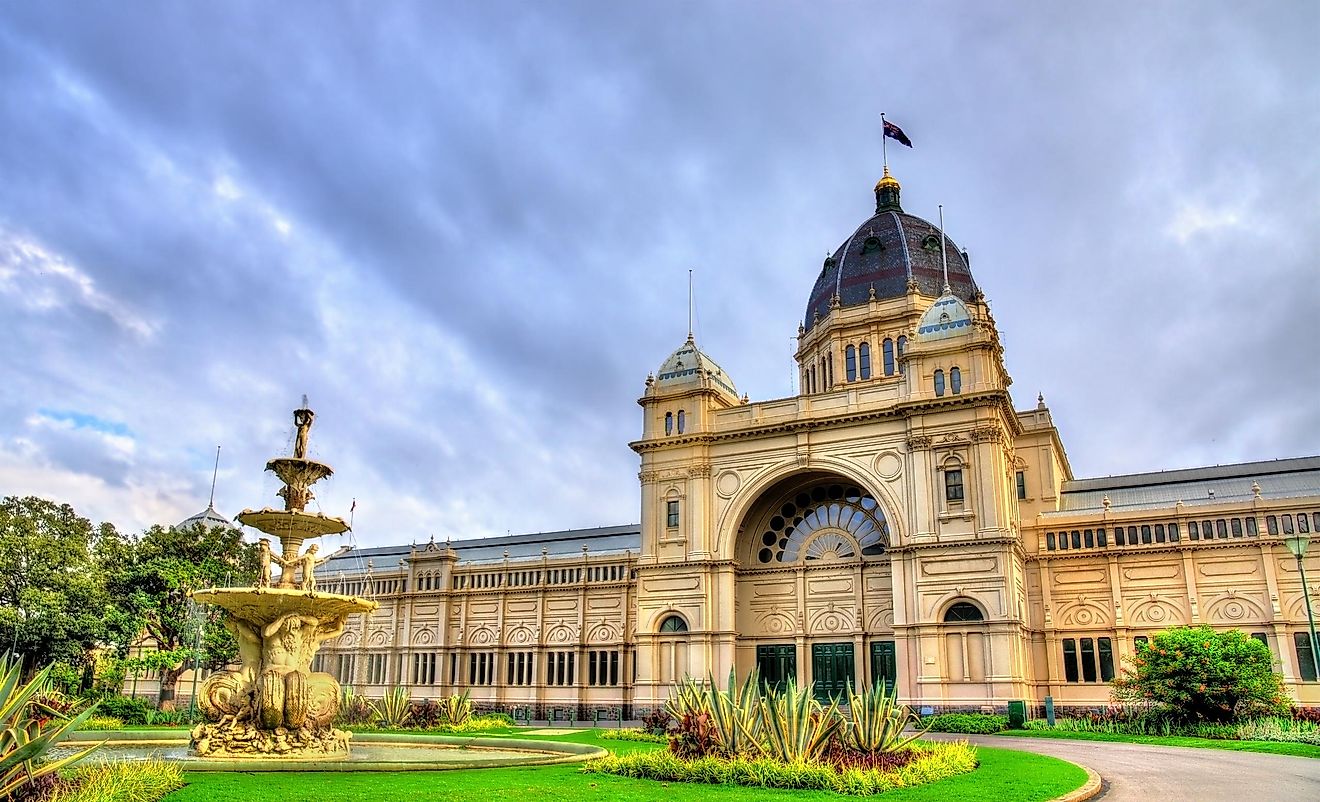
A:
[841,682,927,755]
[702,669,765,757]
[664,676,710,721]
[371,686,412,728]
[0,655,102,798]
[438,690,473,726]
[758,678,841,763]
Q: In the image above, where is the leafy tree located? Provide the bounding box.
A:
[1111,625,1291,722]
[0,496,130,674]
[112,522,256,710]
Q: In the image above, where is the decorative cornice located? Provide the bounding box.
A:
[971,426,1005,443]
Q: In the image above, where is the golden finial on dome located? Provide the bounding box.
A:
[875,166,901,192]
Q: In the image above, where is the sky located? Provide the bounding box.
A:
[1,1,1317,549]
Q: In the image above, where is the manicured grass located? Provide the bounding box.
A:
[1002,728,1320,758]
[163,729,1086,801]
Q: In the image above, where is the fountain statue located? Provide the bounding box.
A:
[189,402,378,758]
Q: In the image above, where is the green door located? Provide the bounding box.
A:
[870,640,897,695]
[811,642,855,702]
[756,644,796,692]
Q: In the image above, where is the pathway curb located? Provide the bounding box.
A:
[1048,763,1102,802]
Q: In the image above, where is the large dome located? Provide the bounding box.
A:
[803,171,977,331]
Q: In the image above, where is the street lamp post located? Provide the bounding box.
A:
[1283,531,1320,680]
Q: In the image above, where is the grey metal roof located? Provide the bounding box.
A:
[1058,456,1320,513]
[176,505,237,530]
[320,524,641,575]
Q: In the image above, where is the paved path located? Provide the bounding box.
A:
[929,733,1320,802]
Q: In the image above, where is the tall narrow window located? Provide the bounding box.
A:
[1098,638,1114,681]
[1080,638,1097,682]
[1296,633,1318,682]
[1016,471,1026,500]
[677,409,686,434]
[845,345,857,382]
[1062,639,1079,683]
[666,500,679,528]
[859,342,871,379]
[945,469,964,502]
[950,367,962,394]
[934,369,946,397]
[664,412,673,435]
[896,336,907,373]
[883,338,895,376]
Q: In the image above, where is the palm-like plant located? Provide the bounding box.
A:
[0,655,101,798]
[370,686,411,728]
[758,678,842,763]
[438,690,473,726]
[841,682,927,754]
[702,669,765,757]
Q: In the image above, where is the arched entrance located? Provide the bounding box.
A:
[733,472,898,700]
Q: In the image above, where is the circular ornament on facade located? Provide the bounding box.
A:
[1224,601,1244,620]
[1147,606,1167,623]
[874,451,902,481]
[716,470,741,498]
[1073,608,1095,626]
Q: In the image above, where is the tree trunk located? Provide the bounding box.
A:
[158,666,184,711]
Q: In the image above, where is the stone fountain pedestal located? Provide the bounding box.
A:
[188,404,378,759]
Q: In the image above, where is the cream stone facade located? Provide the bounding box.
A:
[267,171,1320,716]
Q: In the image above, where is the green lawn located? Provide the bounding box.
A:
[164,730,1086,802]
[1001,728,1320,758]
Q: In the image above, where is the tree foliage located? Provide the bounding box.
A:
[0,497,131,672]
[1111,625,1292,722]
[111,522,256,707]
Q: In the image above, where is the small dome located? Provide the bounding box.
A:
[656,335,738,397]
[916,293,973,341]
[177,504,236,530]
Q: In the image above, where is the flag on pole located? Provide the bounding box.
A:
[883,120,913,148]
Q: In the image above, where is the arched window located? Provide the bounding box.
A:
[950,367,962,394]
[896,336,907,374]
[882,338,895,376]
[859,342,871,379]
[658,615,689,633]
[677,409,686,434]
[664,412,673,435]
[944,602,984,623]
[845,345,857,382]
[934,369,946,397]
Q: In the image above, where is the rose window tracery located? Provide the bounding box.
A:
[748,481,890,564]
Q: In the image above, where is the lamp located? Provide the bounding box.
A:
[1283,531,1320,681]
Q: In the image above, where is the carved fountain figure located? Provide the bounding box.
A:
[189,402,377,758]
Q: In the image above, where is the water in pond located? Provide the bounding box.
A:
[54,742,549,765]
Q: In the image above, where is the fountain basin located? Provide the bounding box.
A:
[190,587,375,623]
[61,731,605,772]
[236,508,349,539]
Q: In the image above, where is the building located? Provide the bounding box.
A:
[306,169,1319,715]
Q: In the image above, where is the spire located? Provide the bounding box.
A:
[207,445,221,508]
[687,269,694,342]
[875,167,902,213]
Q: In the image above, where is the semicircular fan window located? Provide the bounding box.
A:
[752,482,890,564]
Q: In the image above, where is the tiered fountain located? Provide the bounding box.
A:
[189,402,377,758]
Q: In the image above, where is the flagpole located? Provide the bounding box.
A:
[881,112,888,171]
[939,204,950,292]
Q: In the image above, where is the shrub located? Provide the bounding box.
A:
[406,699,443,729]
[1236,717,1320,745]
[640,708,672,736]
[757,679,840,764]
[585,740,978,796]
[438,690,473,726]
[432,715,514,734]
[922,713,1007,734]
[1112,626,1291,723]
[600,728,668,744]
[1294,707,1320,724]
[94,696,154,726]
[336,688,374,726]
[50,759,184,802]
[841,682,926,755]
[81,716,125,731]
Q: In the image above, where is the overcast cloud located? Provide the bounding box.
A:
[1,1,1316,548]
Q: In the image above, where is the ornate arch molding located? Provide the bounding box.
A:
[715,456,905,559]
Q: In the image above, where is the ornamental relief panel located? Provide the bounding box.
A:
[410,627,436,646]
[467,626,496,646]
[756,609,797,637]
[1126,595,1186,627]
[1202,591,1268,624]
[505,625,535,646]
[367,629,391,647]
[866,605,895,632]
[1195,559,1261,580]
[808,605,854,634]
[1055,597,1111,628]
[586,622,619,643]
[545,623,577,644]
